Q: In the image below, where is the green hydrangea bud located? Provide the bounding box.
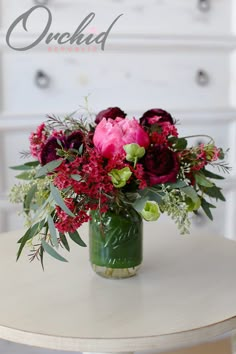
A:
[108,167,132,188]
[124,143,145,164]
[141,201,161,221]
[186,196,201,212]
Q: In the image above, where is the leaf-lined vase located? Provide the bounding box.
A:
[89,203,143,279]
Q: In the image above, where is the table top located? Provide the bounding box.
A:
[0,222,236,353]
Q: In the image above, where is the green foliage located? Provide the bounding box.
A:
[17,220,46,260]
[68,231,87,247]
[49,183,75,217]
[41,240,68,263]
[35,160,63,178]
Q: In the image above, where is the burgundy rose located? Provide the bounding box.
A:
[40,131,84,165]
[66,131,84,150]
[140,108,174,127]
[95,107,126,124]
[40,136,65,166]
[143,145,179,186]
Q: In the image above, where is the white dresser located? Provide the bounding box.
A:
[0,0,235,238]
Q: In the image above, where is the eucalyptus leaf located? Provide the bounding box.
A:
[133,195,149,212]
[10,161,39,170]
[71,174,82,182]
[50,183,75,217]
[35,160,63,178]
[79,144,84,155]
[47,215,59,248]
[60,233,70,252]
[182,186,199,204]
[17,220,45,260]
[41,240,68,262]
[201,198,215,221]
[15,171,33,180]
[39,246,45,271]
[203,169,225,180]
[166,181,188,189]
[68,230,87,247]
[24,184,37,214]
[203,185,226,202]
[194,173,214,188]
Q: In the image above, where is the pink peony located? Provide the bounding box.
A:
[93,118,150,159]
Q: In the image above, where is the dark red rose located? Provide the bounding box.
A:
[66,131,84,150]
[40,131,83,166]
[95,107,126,124]
[140,108,174,127]
[143,145,179,186]
[40,136,65,166]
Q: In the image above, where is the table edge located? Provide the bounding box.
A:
[0,317,236,352]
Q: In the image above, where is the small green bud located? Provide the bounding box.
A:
[186,196,201,212]
[108,167,132,188]
[123,143,145,163]
[141,201,161,221]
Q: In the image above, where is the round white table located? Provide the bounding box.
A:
[0,222,236,354]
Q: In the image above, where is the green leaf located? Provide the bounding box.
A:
[50,183,75,217]
[35,159,63,178]
[182,186,199,204]
[68,230,87,247]
[201,198,215,221]
[139,188,163,205]
[47,215,59,248]
[172,137,188,150]
[78,144,84,155]
[24,184,37,214]
[203,169,225,180]
[60,233,70,252]
[71,174,82,182]
[10,161,39,170]
[39,245,45,271]
[15,171,33,180]
[194,172,214,188]
[41,240,68,262]
[166,181,188,189]
[203,185,226,202]
[17,220,45,260]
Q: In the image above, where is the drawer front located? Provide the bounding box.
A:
[1,0,231,36]
[2,129,33,193]
[1,50,229,114]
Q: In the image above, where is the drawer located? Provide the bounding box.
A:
[0,0,232,36]
[2,129,34,193]
[1,50,230,114]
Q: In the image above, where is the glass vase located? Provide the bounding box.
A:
[89,204,143,279]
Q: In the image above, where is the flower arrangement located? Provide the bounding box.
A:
[10,107,229,266]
